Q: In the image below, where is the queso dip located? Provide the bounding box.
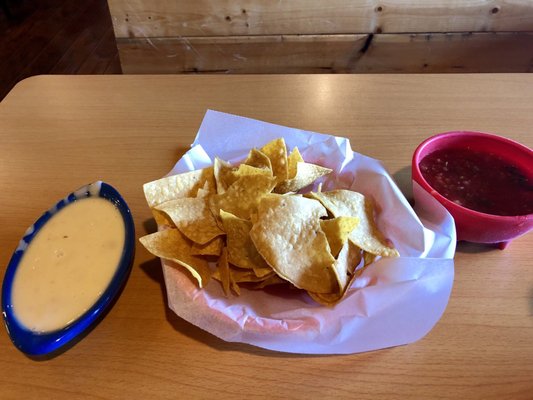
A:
[11,197,125,333]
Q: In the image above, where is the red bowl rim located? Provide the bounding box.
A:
[412,130,533,222]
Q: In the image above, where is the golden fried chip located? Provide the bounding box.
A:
[252,265,274,278]
[143,167,215,208]
[156,197,224,245]
[249,194,338,293]
[214,157,235,194]
[276,161,332,194]
[229,268,274,283]
[230,279,241,296]
[139,229,211,288]
[190,236,224,256]
[308,241,363,306]
[151,208,175,227]
[195,180,214,199]
[261,138,288,183]
[219,210,271,271]
[216,247,231,297]
[309,190,399,257]
[252,275,286,289]
[363,251,377,267]
[214,165,272,200]
[331,240,362,291]
[209,174,276,221]
[234,164,272,178]
[244,148,272,170]
[320,216,359,258]
[287,146,304,179]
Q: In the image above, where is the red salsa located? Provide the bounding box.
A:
[419,148,533,216]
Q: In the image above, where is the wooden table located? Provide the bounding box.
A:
[0,74,531,400]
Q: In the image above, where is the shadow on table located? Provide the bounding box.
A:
[455,241,499,254]
[143,217,158,235]
[391,165,413,205]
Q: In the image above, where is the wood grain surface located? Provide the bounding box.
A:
[0,0,121,101]
[108,0,533,74]
[116,32,533,74]
[0,74,532,400]
[108,0,533,37]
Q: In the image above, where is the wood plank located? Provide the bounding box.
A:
[360,32,533,73]
[0,1,82,77]
[0,0,120,102]
[116,32,533,74]
[104,53,123,74]
[50,0,114,74]
[108,0,533,38]
[0,0,57,43]
[0,1,91,100]
[116,34,369,74]
[77,27,121,74]
[12,0,102,82]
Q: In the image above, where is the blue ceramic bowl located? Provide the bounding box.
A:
[2,182,135,356]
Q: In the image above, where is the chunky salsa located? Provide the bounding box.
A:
[419,147,533,216]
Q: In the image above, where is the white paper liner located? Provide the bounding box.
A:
[160,110,456,354]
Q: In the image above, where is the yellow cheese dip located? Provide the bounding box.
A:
[11,197,125,333]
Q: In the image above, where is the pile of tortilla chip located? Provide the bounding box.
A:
[140,138,399,306]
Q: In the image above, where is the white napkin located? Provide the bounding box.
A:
[161,110,456,354]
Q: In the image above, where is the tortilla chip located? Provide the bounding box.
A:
[230,279,241,296]
[209,174,276,221]
[216,247,231,296]
[244,148,273,170]
[151,208,175,227]
[363,251,377,267]
[309,190,399,257]
[229,267,274,283]
[319,216,359,258]
[331,240,363,292]
[261,138,288,183]
[143,167,215,208]
[190,236,224,256]
[139,229,211,288]
[308,241,363,306]
[287,146,304,179]
[214,157,235,194]
[156,197,224,245]
[234,164,272,178]
[252,265,274,278]
[219,210,271,271]
[275,161,332,194]
[249,194,338,293]
[196,180,214,199]
[252,275,287,289]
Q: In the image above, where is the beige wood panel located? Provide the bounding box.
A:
[108,0,533,38]
[116,34,369,74]
[0,74,532,399]
[361,31,533,73]
[116,32,533,74]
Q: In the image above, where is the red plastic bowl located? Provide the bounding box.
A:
[412,131,533,248]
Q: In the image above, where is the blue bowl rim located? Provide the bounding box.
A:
[1,181,135,356]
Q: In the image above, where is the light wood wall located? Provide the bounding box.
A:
[107,1,533,74]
